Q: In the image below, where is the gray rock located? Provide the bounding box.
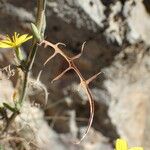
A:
[104,44,150,149]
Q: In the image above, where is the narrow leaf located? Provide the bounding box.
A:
[3,103,16,113]
[31,23,42,42]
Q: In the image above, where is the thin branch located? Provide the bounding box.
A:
[71,42,86,60]
[51,67,71,83]
[40,40,101,143]
[86,71,102,85]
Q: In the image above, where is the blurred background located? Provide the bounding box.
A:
[0,0,150,149]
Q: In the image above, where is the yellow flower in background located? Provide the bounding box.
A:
[0,32,32,61]
[0,32,32,48]
[116,139,128,150]
[115,139,144,150]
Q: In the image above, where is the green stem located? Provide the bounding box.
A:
[27,0,46,70]
[15,47,24,61]
[2,0,47,133]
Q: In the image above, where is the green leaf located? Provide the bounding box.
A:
[3,103,16,113]
[31,23,42,42]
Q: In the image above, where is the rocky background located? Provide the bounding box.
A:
[0,0,150,149]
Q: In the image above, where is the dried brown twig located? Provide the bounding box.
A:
[40,40,101,144]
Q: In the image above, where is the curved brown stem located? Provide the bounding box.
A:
[40,40,101,143]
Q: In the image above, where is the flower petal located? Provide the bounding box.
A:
[0,41,13,48]
[115,139,128,150]
[6,35,12,42]
[0,39,13,45]
[129,147,143,150]
[22,35,33,42]
[16,34,32,46]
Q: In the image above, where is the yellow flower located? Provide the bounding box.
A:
[0,32,32,48]
[115,139,144,150]
[0,32,32,61]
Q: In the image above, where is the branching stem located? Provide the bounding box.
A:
[40,40,101,143]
